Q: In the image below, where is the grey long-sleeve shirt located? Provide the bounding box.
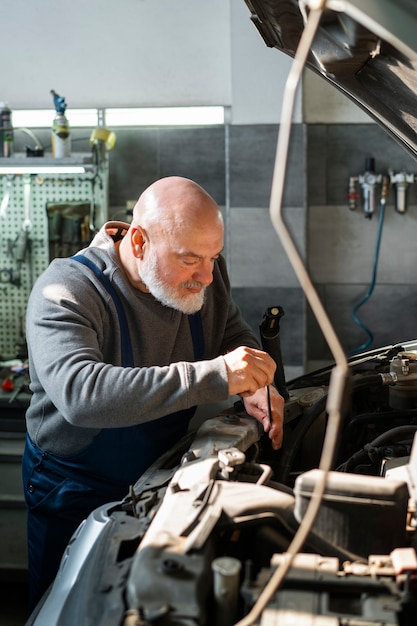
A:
[25,222,260,456]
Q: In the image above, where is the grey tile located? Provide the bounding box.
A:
[109,129,160,206]
[307,125,327,205]
[232,286,304,366]
[229,124,306,208]
[305,283,331,362]
[284,124,307,207]
[309,204,417,285]
[230,206,306,288]
[307,283,417,361]
[229,125,275,207]
[108,126,225,207]
[158,127,225,204]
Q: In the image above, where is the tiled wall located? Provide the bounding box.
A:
[12,124,305,377]
[107,124,307,376]
[20,121,414,375]
[307,124,417,365]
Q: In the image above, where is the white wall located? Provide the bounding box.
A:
[230,1,302,124]
[1,0,309,125]
[2,0,363,124]
[302,69,372,124]
[3,0,231,109]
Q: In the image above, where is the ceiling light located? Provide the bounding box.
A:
[12,109,99,128]
[11,106,225,129]
[105,106,225,126]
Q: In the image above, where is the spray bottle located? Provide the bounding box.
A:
[51,90,71,158]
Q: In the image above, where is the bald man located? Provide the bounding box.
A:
[22,176,284,610]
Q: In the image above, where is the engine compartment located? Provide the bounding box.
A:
[28,344,417,625]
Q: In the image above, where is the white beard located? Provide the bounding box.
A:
[139,248,206,314]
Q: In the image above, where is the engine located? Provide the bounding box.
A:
[28,345,417,626]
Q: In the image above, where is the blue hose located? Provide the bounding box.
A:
[349,201,386,356]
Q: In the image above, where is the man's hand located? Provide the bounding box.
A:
[223,346,277,397]
[243,386,284,450]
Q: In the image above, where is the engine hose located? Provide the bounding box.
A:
[342,409,417,445]
[368,424,417,446]
[339,424,417,473]
[277,373,386,484]
[276,394,328,484]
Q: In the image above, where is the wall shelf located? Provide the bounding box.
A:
[0,153,96,174]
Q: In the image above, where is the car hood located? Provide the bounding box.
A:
[244,0,417,160]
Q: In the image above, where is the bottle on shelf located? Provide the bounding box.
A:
[0,102,14,157]
[51,90,71,158]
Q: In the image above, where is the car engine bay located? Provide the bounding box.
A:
[28,340,417,625]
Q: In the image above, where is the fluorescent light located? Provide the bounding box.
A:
[0,165,88,174]
[67,109,99,127]
[13,109,99,128]
[11,106,225,129]
[105,106,225,127]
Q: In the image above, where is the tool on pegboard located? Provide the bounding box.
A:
[0,173,14,218]
[8,173,32,287]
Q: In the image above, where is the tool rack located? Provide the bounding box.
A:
[0,154,109,357]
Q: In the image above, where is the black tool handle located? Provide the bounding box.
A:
[259,306,289,401]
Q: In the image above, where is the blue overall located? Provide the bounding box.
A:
[22,255,204,611]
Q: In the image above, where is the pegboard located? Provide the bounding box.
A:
[0,160,108,357]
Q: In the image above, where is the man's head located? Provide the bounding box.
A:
[119,177,224,314]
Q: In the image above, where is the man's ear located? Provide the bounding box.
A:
[131,226,146,258]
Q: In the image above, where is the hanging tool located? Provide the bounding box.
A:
[10,173,32,286]
[0,267,13,284]
[22,173,33,231]
[89,177,96,233]
[49,208,63,259]
[0,174,14,218]
[11,230,29,287]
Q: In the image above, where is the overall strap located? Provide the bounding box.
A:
[72,254,134,367]
[188,311,204,360]
[71,255,204,364]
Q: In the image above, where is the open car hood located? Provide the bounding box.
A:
[244,0,417,160]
